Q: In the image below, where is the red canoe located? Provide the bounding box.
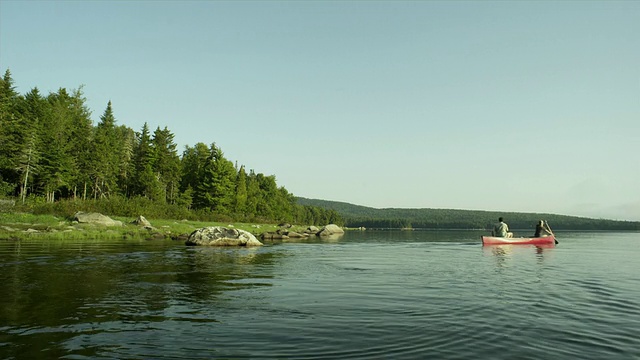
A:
[481,235,556,246]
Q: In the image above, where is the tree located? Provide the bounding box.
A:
[65,87,94,199]
[234,165,248,216]
[151,126,180,203]
[131,123,162,200]
[92,101,120,198]
[0,69,25,191]
[180,142,209,194]
[245,169,260,218]
[16,88,47,202]
[193,143,236,214]
[115,125,135,197]
[33,88,77,202]
[16,130,39,203]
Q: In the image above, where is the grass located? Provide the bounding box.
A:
[0,212,311,241]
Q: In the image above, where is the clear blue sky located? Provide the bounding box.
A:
[1,1,638,221]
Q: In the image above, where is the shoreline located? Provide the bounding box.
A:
[0,212,306,242]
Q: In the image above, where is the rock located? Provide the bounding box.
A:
[286,231,307,238]
[73,212,123,227]
[261,232,289,240]
[305,226,320,234]
[186,226,263,246]
[171,233,190,242]
[131,215,152,227]
[149,232,166,240]
[317,224,344,237]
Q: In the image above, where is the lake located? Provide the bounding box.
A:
[1,230,639,359]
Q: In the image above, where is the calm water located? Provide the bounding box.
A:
[1,231,639,359]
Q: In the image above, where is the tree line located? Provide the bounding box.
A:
[0,69,342,226]
[297,197,640,231]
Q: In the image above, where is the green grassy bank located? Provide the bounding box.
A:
[0,212,306,241]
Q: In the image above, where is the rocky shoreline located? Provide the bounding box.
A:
[0,211,345,244]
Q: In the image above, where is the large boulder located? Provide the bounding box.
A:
[186,226,263,246]
[317,224,344,237]
[74,212,123,227]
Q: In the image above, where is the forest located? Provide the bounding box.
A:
[297,198,640,231]
[0,69,342,226]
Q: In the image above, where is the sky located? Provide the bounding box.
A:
[1,1,639,221]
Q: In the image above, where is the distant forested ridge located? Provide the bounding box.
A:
[296,197,640,231]
[0,69,341,225]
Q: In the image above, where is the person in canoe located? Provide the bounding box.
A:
[534,220,551,237]
[492,217,513,238]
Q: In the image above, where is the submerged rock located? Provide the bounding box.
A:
[186,226,263,246]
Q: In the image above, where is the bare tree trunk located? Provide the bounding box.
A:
[21,164,30,204]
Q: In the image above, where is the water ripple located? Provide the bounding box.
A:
[1,232,640,359]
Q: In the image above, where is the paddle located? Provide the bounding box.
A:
[544,221,559,244]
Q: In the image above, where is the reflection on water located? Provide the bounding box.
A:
[262,233,345,244]
[1,232,639,360]
[0,240,287,359]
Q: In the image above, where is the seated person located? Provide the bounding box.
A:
[534,220,550,237]
[492,217,513,238]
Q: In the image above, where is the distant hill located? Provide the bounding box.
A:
[296,197,640,231]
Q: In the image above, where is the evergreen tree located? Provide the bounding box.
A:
[176,185,193,209]
[132,123,162,200]
[38,88,76,202]
[115,125,136,197]
[92,101,120,198]
[0,69,25,192]
[151,126,180,204]
[234,165,248,215]
[193,143,236,214]
[180,142,209,194]
[255,173,278,219]
[245,169,260,218]
[16,130,39,203]
[65,87,94,199]
[16,88,47,202]
[275,186,295,222]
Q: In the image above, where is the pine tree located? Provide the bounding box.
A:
[234,165,248,216]
[245,170,260,218]
[194,143,236,214]
[92,101,120,198]
[151,126,180,203]
[16,88,47,202]
[180,142,209,196]
[39,88,76,202]
[176,185,193,209]
[115,125,136,197]
[16,130,39,203]
[0,69,25,191]
[132,123,162,200]
[66,87,94,199]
